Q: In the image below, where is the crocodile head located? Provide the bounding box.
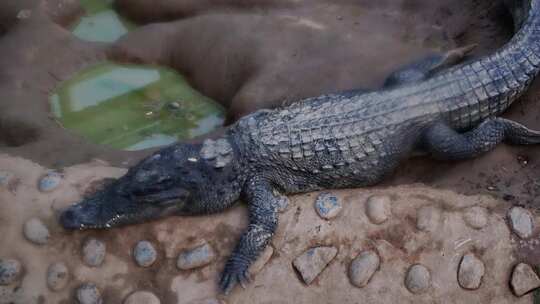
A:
[60,139,242,230]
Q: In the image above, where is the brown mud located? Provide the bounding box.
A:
[0,0,513,160]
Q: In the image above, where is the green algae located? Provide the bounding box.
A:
[50,62,225,151]
[72,0,135,42]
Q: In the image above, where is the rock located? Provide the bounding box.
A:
[82,238,106,267]
[250,246,274,275]
[457,253,485,290]
[416,206,441,232]
[0,259,22,285]
[365,195,391,224]
[272,189,290,212]
[277,196,290,212]
[76,283,102,304]
[292,246,337,284]
[16,9,32,19]
[405,264,431,294]
[167,101,181,110]
[314,193,342,220]
[177,243,216,270]
[133,240,157,267]
[46,262,69,291]
[349,250,380,287]
[463,206,489,229]
[38,171,62,192]
[510,263,540,297]
[23,217,50,245]
[0,171,14,186]
[508,207,534,239]
[124,291,160,304]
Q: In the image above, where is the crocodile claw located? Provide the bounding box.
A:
[219,267,251,294]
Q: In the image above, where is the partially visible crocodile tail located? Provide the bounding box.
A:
[501,0,540,53]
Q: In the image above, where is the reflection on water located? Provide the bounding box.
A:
[50,62,225,151]
[73,0,135,42]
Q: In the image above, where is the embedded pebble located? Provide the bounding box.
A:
[38,171,62,192]
[508,207,534,239]
[46,262,69,291]
[82,239,106,267]
[405,264,431,294]
[314,193,342,219]
[133,241,157,267]
[416,206,441,232]
[463,206,488,229]
[124,291,160,304]
[177,243,216,270]
[0,171,14,186]
[365,195,391,224]
[23,217,49,245]
[16,9,32,19]
[457,253,485,290]
[0,259,22,285]
[292,246,337,284]
[510,263,540,297]
[276,196,290,212]
[348,250,380,288]
[167,101,181,110]
[76,283,102,304]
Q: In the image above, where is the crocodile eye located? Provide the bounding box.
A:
[135,169,158,183]
[132,169,173,194]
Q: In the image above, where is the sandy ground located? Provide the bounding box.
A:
[0,0,540,303]
[0,154,539,303]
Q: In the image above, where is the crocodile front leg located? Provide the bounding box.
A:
[421,118,540,160]
[220,177,279,294]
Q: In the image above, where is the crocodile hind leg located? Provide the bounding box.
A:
[384,44,477,87]
[220,177,279,294]
[421,118,540,160]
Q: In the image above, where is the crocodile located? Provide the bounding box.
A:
[60,0,540,294]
